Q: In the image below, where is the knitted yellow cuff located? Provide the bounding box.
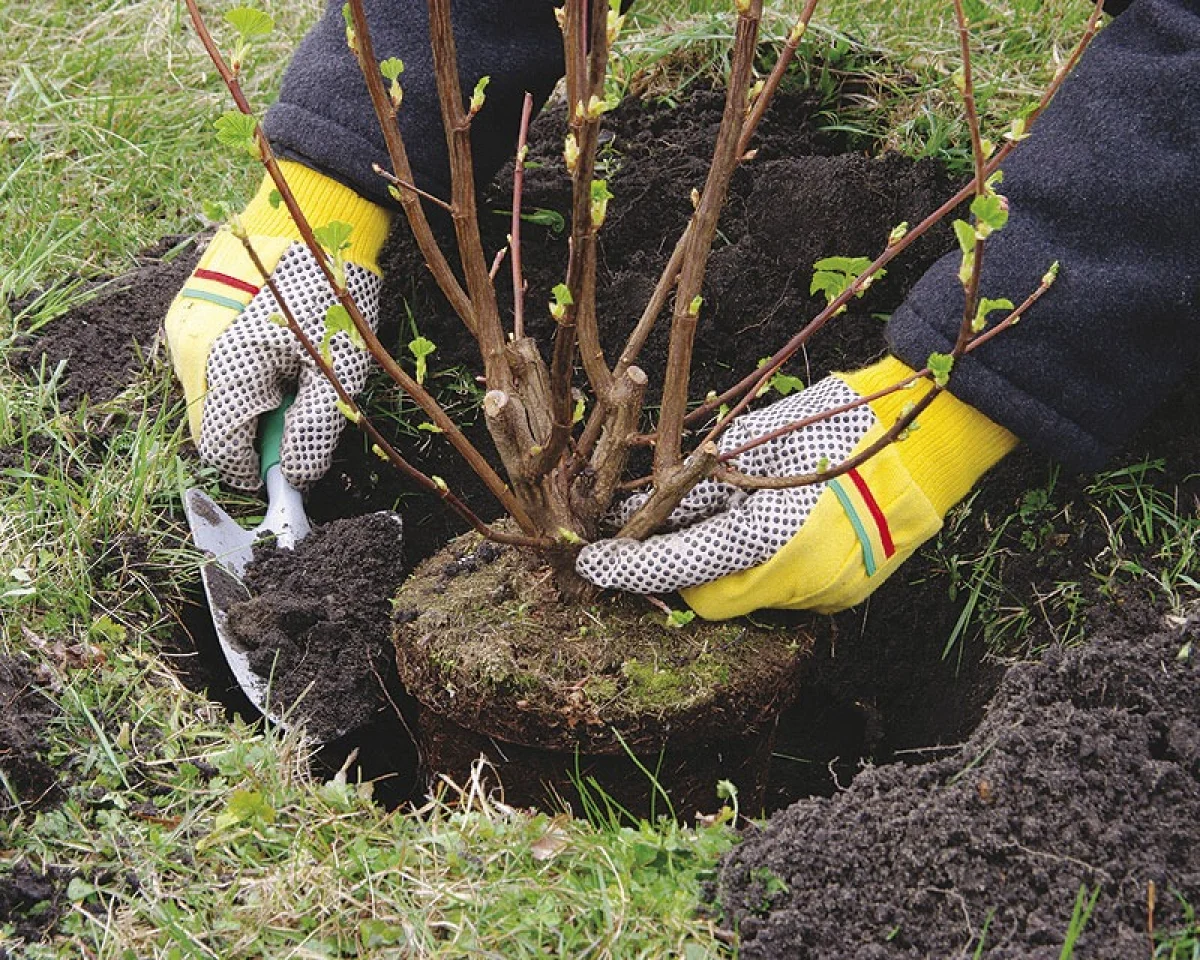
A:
[839,355,1018,515]
[241,161,391,272]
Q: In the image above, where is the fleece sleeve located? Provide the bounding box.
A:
[886,0,1200,472]
[262,0,565,207]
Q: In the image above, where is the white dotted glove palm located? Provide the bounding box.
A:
[165,162,390,491]
[577,376,877,594]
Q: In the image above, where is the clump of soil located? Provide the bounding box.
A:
[0,861,73,945]
[222,512,406,742]
[717,607,1200,958]
[393,529,808,812]
[0,655,61,814]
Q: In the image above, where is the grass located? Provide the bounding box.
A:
[2,0,1196,956]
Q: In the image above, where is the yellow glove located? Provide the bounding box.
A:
[165,161,390,490]
[576,356,1017,617]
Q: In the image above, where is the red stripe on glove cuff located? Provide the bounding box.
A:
[193,268,261,297]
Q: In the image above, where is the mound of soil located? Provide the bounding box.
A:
[222,512,407,742]
[718,606,1200,958]
[0,655,61,814]
[12,236,201,406]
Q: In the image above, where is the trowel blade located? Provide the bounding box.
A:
[183,487,280,725]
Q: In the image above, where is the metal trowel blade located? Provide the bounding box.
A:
[182,487,280,725]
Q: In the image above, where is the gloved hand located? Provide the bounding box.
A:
[576,356,1018,618]
[165,161,391,490]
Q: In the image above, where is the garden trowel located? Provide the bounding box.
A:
[183,399,311,730]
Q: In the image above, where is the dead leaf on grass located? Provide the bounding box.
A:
[530,815,571,861]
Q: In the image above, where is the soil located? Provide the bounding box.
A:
[0,655,61,815]
[12,235,201,407]
[717,604,1200,958]
[0,861,74,946]
[9,80,1200,954]
[223,512,408,742]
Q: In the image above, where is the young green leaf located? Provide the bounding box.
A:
[335,399,362,423]
[213,111,259,158]
[753,358,805,398]
[494,207,566,235]
[563,133,580,174]
[972,297,1014,333]
[268,188,282,209]
[666,608,696,629]
[380,57,404,107]
[408,335,437,384]
[970,192,1009,237]
[549,282,574,321]
[313,220,354,256]
[202,199,233,223]
[590,179,614,227]
[810,255,881,308]
[224,6,274,39]
[769,371,805,396]
[470,76,490,114]
[927,352,955,388]
[525,208,566,234]
[321,304,365,363]
[953,219,977,256]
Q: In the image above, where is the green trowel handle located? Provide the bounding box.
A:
[258,394,296,483]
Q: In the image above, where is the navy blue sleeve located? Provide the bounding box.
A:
[263,0,565,206]
[887,0,1200,471]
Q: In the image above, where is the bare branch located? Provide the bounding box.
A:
[236,235,544,548]
[511,92,535,340]
[185,0,537,534]
[654,0,763,477]
[616,443,722,541]
[426,0,513,394]
[370,163,453,212]
[346,0,474,329]
[690,0,1104,433]
[736,0,821,158]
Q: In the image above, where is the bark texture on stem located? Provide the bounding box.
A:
[652,0,763,480]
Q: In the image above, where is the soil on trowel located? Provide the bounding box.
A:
[0,655,61,815]
[717,605,1200,959]
[221,512,407,742]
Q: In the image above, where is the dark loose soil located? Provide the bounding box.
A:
[222,512,407,742]
[12,235,201,406]
[0,861,74,946]
[718,605,1200,958]
[0,655,61,814]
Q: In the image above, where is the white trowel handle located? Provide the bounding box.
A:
[257,398,312,550]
